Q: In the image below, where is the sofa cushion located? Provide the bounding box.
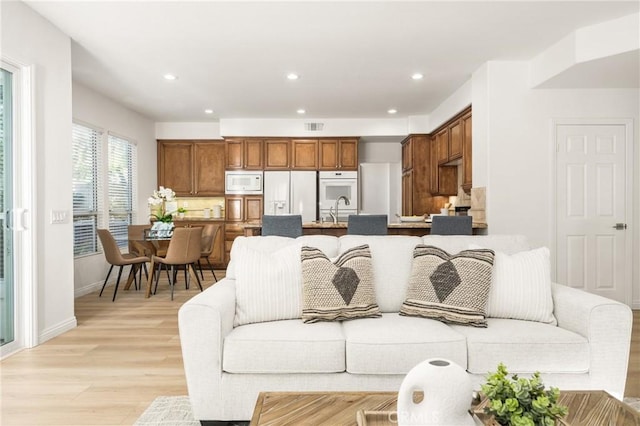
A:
[451,318,589,374]
[423,235,530,255]
[342,313,467,374]
[339,235,423,312]
[477,246,557,325]
[234,243,303,326]
[223,320,345,373]
[227,235,339,279]
[297,235,340,258]
[301,245,381,323]
[400,245,495,327]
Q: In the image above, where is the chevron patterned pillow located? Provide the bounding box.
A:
[400,245,495,327]
[301,244,381,323]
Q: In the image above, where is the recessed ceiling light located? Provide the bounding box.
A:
[387,109,398,114]
[297,109,306,114]
[204,109,214,114]
[163,73,177,81]
[411,73,424,80]
[287,73,299,80]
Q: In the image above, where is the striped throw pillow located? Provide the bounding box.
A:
[301,244,381,323]
[400,245,494,327]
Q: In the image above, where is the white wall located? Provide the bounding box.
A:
[1,1,76,342]
[72,82,157,296]
[358,141,402,163]
[155,121,221,140]
[472,60,640,306]
[219,117,408,137]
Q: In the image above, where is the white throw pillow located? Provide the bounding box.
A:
[234,243,303,326]
[470,245,557,325]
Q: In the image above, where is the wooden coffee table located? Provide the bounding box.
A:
[249,390,640,426]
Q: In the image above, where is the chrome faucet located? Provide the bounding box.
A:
[330,196,350,224]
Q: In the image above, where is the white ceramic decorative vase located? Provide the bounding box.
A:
[397,358,476,426]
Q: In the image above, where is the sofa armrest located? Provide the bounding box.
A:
[551,282,632,398]
[178,278,236,420]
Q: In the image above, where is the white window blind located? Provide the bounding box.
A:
[72,123,102,256]
[108,133,137,248]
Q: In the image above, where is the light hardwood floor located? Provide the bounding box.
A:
[0,272,638,425]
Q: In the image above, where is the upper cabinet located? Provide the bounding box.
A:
[158,140,225,196]
[225,138,264,170]
[158,141,193,195]
[291,139,319,170]
[430,105,473,194]
[461,110,473,193]
[264,139,290,170]
[448,119,463,161]
[318,138,358,170]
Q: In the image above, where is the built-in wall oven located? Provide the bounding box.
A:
[318,171,358,221]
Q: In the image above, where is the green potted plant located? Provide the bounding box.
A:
[177,207,187,219]
[480,363,568,426]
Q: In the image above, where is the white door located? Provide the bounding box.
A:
[555,121,632,305]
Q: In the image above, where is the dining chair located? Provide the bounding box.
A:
[430,215,473,235]
[146,226,203,300]
[127,224,154,256]
[347,214,388,235]
[261,215,303,238]
[197,223,221,282]
[97,229,149,302]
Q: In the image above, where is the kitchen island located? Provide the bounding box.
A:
[243,220,487,237]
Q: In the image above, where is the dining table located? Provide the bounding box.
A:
[125,228,172,292]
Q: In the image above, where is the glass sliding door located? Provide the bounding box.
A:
[0,67,14,347]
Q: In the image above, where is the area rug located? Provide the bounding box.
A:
[134,396,249,426]
[137,395,640,425]
[134,396,199,426]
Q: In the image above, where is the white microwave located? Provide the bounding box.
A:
[225,171,263,194]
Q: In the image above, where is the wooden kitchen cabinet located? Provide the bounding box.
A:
[402,138,413,172]
[225,138,264,170]
[429,136,457,196]
[193,142,225,195]
[264,139,290,170]
[400,134,429,216]
[402,170,413,216]
[224,195,263,265]
[291,139,318,170]
[225,195,263,222]
[245,196,263,222]
[158,141,193,195]
[158,140,225,196]
[448,119,463,160]
[435,128,449,165]
[461,110,473,193]
[318,138,358,170]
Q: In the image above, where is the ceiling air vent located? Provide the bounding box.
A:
[305,122,324,131]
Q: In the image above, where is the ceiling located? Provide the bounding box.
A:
[25,1,640,122]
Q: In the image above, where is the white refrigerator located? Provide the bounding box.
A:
[263,171,317,223]
[359,162,402,224]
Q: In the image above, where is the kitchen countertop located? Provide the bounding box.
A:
[172,217,225,222]
[243,220,487,237]
[243,221,487,229]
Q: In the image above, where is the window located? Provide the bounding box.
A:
[72,123,102,256]
[108,134,136,248]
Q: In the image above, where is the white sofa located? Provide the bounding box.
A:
[178,234,633,422]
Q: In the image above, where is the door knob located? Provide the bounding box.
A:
[612,223,627,230]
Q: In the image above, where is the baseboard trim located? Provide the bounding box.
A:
[39,316,77,344]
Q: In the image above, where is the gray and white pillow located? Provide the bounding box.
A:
[301,244,381,323]
[400,245,494,327]
[234,243,303,326]
[474,245,556,325]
